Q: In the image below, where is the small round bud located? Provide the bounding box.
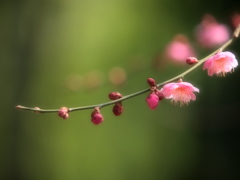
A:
[58,107,69,118]
[91,112,104,125]
[112,102,123,116]
[33,107,41,113]
[186,57,198,65]
[147,78,156,87]
[108,92,123,100]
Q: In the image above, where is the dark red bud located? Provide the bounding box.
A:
[147,78,156,86]
[112,102,123,116]
[108,92,123,100]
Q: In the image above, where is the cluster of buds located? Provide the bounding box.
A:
[108,92,124,116]
[16,22,240,126]
[58,107,69,119]
[146,78,164,109]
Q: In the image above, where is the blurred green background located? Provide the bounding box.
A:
[1,0,240,179]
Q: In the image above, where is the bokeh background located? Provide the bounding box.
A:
[1,0,240,179]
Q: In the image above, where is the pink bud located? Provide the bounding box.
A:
[186,57,198,65]
[108,92,122,100]
[91,112,104,125]
[112,102,123,116]
[147,78,156,87]
[91,107,104,125]
[146,93,159,110]
[58,107,69,118]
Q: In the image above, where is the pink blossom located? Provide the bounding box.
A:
[165,34,196,63]
[203,51,238,76]
[146,92,160,110]
[161,82,199,105]
[195,14,230,48]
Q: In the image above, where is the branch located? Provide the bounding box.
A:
[16,24,240,114]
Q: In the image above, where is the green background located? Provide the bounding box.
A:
[1,0,240,179]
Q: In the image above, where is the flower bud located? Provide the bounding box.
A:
[186,57,198,65]
[91,112,104,125]
[58,107,69,118]
[146,92,159,110]
[147,78,156,87]
[108,92,122,100]
[91,107,104,125]
[112,102,123,116]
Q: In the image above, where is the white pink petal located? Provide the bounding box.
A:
[161,82,199,105]
[203,51,238,76]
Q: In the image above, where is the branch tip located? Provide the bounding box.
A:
[233,23,240,38]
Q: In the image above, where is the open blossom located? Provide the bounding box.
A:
[161,81,199,105]
[195,14,230,48]
[165,34,196,63]
[203,51,238,76]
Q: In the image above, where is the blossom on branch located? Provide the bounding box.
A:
[161,81,199,106]
[203,51,238,76]
[165,34,196,63]
[195,14,230,48]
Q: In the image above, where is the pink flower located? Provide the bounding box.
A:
[195,14,230,48]
[165,34,196,63]
[203,51,238,76]
[161,81,199,105]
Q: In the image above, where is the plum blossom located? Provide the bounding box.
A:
[161,81,199,105]
[195,14,230,48]
[203,51,238,76]
[165,34,196,63]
